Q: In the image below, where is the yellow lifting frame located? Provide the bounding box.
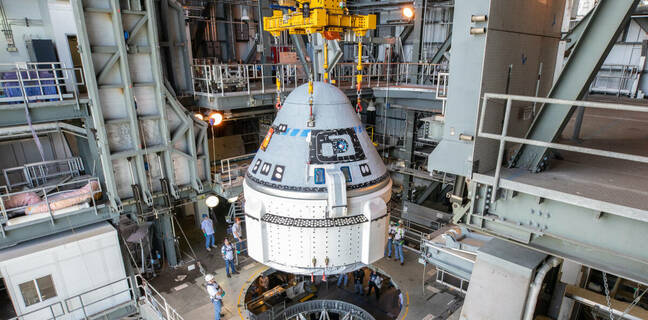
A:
[263,0,376,37]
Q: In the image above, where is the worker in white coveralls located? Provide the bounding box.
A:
[205,274,224,320]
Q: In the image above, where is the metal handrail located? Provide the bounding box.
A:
[64,277,134,316]
[477,93,648,202]
[192,63,305,97]
[0,62,85,104]
[0,176,102,226]
[8,276,136,320]
[218,153,255,188]
[3,157,85,191]
[590,63,640,97]
[436,72,449,115]
[7,301,66,320]
[191,62,449,98]
[7,274,183,320]
[389,207,442,254]
[137,274,184,320]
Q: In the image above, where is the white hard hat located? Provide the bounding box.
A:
[204,274,215,282]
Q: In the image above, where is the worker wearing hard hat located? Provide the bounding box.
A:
[205,274,225,320]
[393,220,405,265]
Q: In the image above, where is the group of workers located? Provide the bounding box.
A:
[201,212,409,320]
[335,268,384,301]
[200,214,243,278]
[201,213,247,320]
[386,219,406,265]
[201,214,245,278]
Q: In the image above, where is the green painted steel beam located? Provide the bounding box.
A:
[563,8,594,54]
[291,34,312,78]
[409,1,425,63]
[513,0,640,171]
[0,100,89,126]
[401,110,416,200]
[430,32,451,65]
[72,0,122,210]
[459,183,648,285]
[635,16,648,32]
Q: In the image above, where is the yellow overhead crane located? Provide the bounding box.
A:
[265,0,376,123]
[263,0,376,38]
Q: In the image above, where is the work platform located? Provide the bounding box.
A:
[466,93,648,285]
[191,62,448,111]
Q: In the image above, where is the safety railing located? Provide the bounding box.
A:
[138,275,184,320]
[216,153,255,188]
[589,64,641,97]
[436,72,449,115]
[0,177,102,228]
[477,93,648,203]
[436,268,470,294]
[332,62,448,89]
[64,277,135,318]
[0,62,85,104]
[192,63,306,97]
[389,206,443,254]
[226,196,244,223]
[3,157,85,191]
[191,61,449,98]
[9,276,137,320]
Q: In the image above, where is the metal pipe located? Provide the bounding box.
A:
[523,257,562,320]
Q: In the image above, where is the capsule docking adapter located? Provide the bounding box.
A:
[243,82,392,275]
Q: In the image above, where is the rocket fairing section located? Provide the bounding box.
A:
[243,82,392,275]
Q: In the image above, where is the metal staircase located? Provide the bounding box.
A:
[226,193,244,223]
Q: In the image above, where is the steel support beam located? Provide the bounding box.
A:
[563,7,594,55]
[291,34,312,78]
[513,0,640,171]
[430,32,451,64]
[155,212,178,267]
[416,181,441,204]
[409,1,425,63]
[0,100,88,127]
[636,16,648,32]
[72,0,123,210]
[73,0,209,211]
[257,0,272,63]
[460,180,648,285]
[401,110,416,201]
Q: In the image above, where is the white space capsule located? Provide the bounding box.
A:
[243,82,392,275]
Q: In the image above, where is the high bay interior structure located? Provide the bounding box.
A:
[0,0,646,320]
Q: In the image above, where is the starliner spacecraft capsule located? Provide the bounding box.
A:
[243,81,392,275]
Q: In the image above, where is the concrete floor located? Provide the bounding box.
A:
[148,223,465,320]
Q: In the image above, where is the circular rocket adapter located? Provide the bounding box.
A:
[244,82,392,275]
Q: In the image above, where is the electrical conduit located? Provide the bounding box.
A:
[523,256,562,320]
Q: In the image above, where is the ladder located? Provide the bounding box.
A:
[226,193,245,223]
